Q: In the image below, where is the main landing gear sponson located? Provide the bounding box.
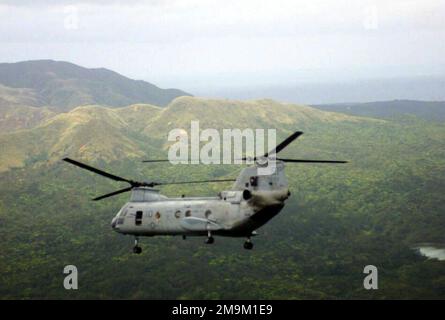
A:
[133,236,142,254]
[204,232,254,249]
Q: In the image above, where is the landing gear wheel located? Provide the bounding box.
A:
[133,236,142,254]
[205,230,214,244]
[243,240,253,250]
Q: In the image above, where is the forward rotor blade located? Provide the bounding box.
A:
[92,186,133,201]
[264,131,304,157]
[142,159,202,163]
[63,158,134,184]
[141,159,171,163]
[277,158,348,163]
[154,178,236,186]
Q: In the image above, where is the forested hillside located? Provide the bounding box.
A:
[0,97,444,299]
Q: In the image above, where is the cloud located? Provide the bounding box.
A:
[0,0,161,6]
[1,0,443,43]
[0,0,443,87]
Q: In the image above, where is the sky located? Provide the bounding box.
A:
[0,0,444,100]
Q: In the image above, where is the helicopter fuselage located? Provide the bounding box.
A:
[111,187,289,238]
[111,161,290,239]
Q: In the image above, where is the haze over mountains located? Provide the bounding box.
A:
[312,100,445,122]
[0,60,191,111]
[191,75,445,105]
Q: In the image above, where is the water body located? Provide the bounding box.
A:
[414,245,445,261]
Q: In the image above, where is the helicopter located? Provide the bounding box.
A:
[63,131,347,253]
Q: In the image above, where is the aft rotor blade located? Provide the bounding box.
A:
[92,186,133,201]
[277,158,348,163]
[264,131,304,157]
[154,178,236,186]
[63,158,134,184]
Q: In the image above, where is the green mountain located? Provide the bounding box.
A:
[0,97,444,299]
[0,60,191,111]
[0,104,154,171]
[312,100,445,122]
[0,97,375,172]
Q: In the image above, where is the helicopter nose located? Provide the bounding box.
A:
[111,217,117,229]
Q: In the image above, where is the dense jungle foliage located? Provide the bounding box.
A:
[0,99,444,299]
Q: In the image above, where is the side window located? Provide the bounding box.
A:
[135,211,143,225]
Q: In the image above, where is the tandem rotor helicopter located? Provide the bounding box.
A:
[63,131,347,254]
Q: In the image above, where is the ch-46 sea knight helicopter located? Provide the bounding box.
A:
[63,131,347,254]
